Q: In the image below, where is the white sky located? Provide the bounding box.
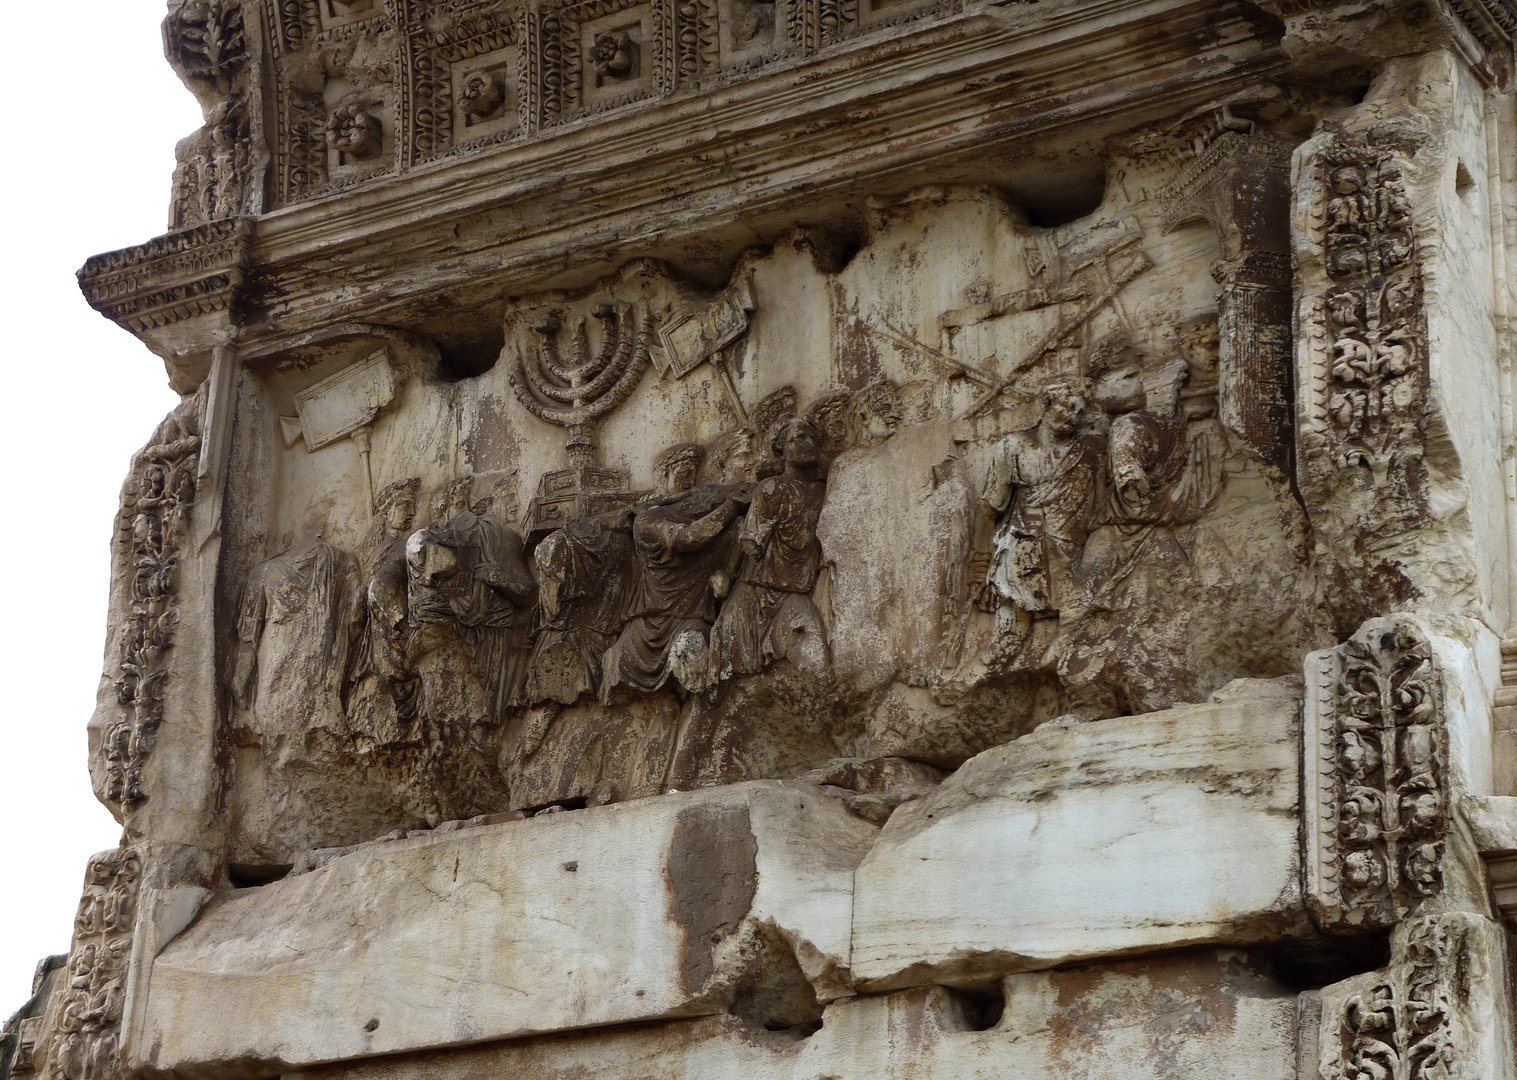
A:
[0,1,199,1013]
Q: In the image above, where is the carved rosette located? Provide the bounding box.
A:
[1325,915,1467,1080]
[1306,617,1446,931]
[32,849,141,1080]
[1299,140,1427,487]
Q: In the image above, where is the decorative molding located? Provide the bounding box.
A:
[1326,915,1466,1080]
[1306,617,1446,932]
[34,849,141,1080]
[1299,137,1427,487]
[76,220,253,334]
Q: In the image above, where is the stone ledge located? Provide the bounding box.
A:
[850,689,1307,990]
[129,782,876,1074]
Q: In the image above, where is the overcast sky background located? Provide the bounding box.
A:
[0,1,199,1013]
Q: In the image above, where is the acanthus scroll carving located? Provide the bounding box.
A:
[1327,915,1464,1080]
[1304,143,1426,483]
[102,395,203,815]
[34,849,141,1080]
[1308,616,1446,932]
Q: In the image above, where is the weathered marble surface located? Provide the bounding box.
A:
[851,686,1307,989]
[279,951,1300,1080]
[15,0,1517,1073]
[132,782,874,1072]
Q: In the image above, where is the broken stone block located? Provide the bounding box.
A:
[850,691,1306,990]
[130,782,876,1073]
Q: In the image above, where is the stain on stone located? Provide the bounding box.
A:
[665,805,759,995]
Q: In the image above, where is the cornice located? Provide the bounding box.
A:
[85,0,1290,371]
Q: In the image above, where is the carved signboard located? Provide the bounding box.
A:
[287,350,397,450]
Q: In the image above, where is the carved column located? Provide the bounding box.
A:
[1158,131,1296,480]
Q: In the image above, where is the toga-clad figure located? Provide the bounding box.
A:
[407,501,537,724]
[977,374,1104,651]
[600,443,748,700]
[709,416,829,682]
[525,506,638,706]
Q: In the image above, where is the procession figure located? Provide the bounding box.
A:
[347,478,421,743]
[231,538,361,754]
[406,483,538,725]
[709,417,829,683]
[525,505,638,705]
[975,374,1104,660]
[600,444,748,700]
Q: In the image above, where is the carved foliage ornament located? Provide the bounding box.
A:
[1305,141,1426,481]
[1328,915,1464,1080]
[1307,617,1446,931]
[37,849,141,1080]
[104,397,204,814]
[164,0,248,89]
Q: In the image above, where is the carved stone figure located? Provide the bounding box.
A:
[974,375,1103,662]
[709,417,829,683]
[848,380,903,448]
[346,478,422,744]
[525,507,638,705]
[601,444,748,699]
[231,539,360,750]
[406,492,537,725]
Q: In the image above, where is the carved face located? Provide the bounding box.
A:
[385,495,416,533]
[1041,386,1087,436]
[657,455,701,496]
[1330,166,1363,195]
[780,421,820,469]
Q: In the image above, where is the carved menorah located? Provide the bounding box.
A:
[508,302,654,533]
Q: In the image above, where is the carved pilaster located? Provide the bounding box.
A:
[1306,617,1447,932]
[1318,913,1516,1080]
[27,850,141,1080]
[1295,135,1430,543]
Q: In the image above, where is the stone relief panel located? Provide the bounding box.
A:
[27,850,140,1080]
[1306,616,1447,933]
[164,0,259,227]
[204,108,1329,864]
[88,393,204,821]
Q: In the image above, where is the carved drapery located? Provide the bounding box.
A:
[1307,617,1446,931]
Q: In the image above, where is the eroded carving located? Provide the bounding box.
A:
[100,395,203,814]
[1315,148,1423,479]
[35,850,140,1080]
[1328,915,1464,1080]
[1307,617,1446,931]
